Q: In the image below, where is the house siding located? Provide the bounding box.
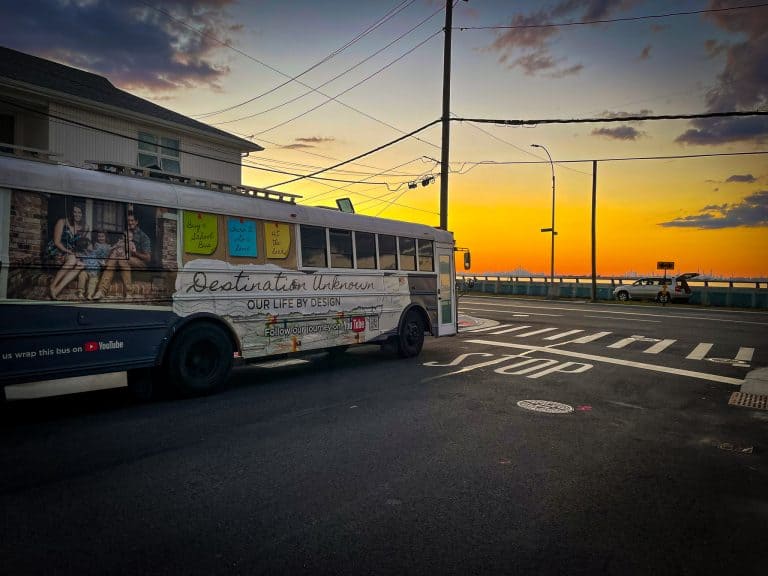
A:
[48,103,243,184]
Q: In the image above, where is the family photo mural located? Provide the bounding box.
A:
[7,189,178,304]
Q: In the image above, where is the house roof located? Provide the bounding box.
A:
[0,46,262,152]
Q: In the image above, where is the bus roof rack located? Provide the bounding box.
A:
[85,160,302,204]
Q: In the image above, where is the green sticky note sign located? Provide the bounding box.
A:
[184,212,218,255]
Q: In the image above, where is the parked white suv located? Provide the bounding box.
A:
[613,273,697,303]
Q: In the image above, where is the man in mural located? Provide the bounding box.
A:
[92,212,151,299]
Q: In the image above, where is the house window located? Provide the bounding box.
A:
[138,131,180,173]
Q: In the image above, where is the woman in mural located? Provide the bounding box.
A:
[45,203,88,299]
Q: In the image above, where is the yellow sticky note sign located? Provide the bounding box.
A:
[183,212,218,255]
[266,221,290,258]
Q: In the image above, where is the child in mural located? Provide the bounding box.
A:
[75,231,113,300]
[92,212,152,299]
[45,203,88,300]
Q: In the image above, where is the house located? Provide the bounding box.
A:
[0,45,262,184]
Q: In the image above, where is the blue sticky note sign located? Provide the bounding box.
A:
[228,218,257,257]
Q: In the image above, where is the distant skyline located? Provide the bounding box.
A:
[1,0,766,276]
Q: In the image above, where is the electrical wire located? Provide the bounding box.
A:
[250,29,443,136]
[456,2,768,30]
[266,119,442,188]
[191,0,417,118]
[455,110,768,126]
[208,5,445,127]
[140,0,441,151]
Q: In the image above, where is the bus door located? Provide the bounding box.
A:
[435,241,457,336]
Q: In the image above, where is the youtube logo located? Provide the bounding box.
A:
[84,341,99,352]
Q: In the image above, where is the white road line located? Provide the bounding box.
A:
[736,347,755,362]
[490,325,532,335]
[466,339,744,386]
[460,307,563,317]
[465,323,515,333]
[568,331,612,344]
[543,329,584,340]
[643,339,677,354]
[459,298,768,325]
[584,315,661,323]
[514,327,559,338]
[686,343,713,360]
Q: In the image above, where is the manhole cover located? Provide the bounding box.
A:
[729,391,768,411]
[517,400,573,414]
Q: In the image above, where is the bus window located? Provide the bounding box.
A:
[399,237,416,271]
[379,234,397,270]
[418,239,433,271]
[329,228,353,268]
[355,231,376,269]
[300,225,327,267]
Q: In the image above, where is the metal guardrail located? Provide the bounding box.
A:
[457,275,768,309]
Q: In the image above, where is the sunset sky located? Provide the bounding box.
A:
[2,0,766,277]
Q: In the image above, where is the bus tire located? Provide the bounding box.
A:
[397,309,425,358]
[166,322,233,397]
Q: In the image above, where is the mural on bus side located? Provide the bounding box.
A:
[173,259,411,355]
[7,190,178,303]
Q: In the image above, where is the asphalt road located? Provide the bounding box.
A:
[1,296,767,575]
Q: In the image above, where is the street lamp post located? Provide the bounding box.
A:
[531,144,556,299]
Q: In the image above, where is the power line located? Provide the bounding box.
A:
[449,150,768,167]
[451,112,592,176]
[266,119,442,188]
[0,96,421,188]
[250,30,442,136]
[141,0,441,150]
[208,5,445,127]
[192,0,417,119]
[456,2,768,30]
[454,110,768,126]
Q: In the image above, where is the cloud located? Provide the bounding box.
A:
[281,144,314,150]
[281,136,336,150]
[295,137,335,144]
[658,191,768,229]
[591,125,645,140]
[483,0,638,78]
[725,174,756,183]
[675,0,768,145]
[598,109,653,119]
[0,0,238,92]
[639,44,652,60]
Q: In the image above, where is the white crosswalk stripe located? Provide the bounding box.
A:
[736,347,755,362]
[462,323,758,365]
[543,329,584,340]
[490,325,532,335]
[514,327,559,338]
[569,331,612,344]
[465,323,515,333]
[686,343,713,360]
[643,339,677,354]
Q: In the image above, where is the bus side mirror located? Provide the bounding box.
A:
[463,251,471,270]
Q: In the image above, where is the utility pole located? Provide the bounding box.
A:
[591,160,597,302]
[439,0,454,230]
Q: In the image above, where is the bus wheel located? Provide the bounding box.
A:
[167,322,233,397]
[397,310,425,358]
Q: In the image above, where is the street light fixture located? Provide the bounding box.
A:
[531,143,556,299]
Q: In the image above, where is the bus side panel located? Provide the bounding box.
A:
[0,304,177,386]
[406,274,438,333]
